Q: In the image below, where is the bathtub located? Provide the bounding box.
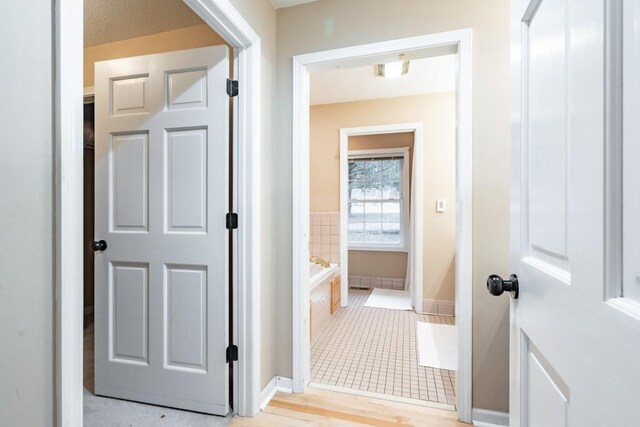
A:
[309,262,339,289]
[309,262,340,344]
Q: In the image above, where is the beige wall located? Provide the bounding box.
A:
[310,95,456,302]
[277,0,510,412]
[349,251,408,278]
[84,24,228,88]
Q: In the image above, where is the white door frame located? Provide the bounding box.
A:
[291,29,473,423]
[339,123,423,311]
[54,0,263,424]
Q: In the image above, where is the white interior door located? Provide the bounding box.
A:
[507,1,640,426]
[93,46,230,415]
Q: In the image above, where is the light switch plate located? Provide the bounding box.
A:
[436,200,446,213]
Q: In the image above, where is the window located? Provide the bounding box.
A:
[347,148,409,251]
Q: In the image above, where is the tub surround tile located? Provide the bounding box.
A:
[349,275,406,290]
[310,212,340,263]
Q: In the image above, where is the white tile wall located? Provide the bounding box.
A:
[348,275,405,290]
[310,212,340,263]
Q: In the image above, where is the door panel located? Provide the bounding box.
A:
[165,128,208,232]
[111,133,149,232]
[526,0,569,270]
[94,46,230,415]
[526,351,567,427]
[623,0,640,305]
[110,263,149,365]
[510,0,640,426]
[165,264,208,372]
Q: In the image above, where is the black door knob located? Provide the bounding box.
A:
[91,240,108,252]
[487,274,519,299]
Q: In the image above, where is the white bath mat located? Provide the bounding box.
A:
[364,288,412,310]
[416,322,458,371]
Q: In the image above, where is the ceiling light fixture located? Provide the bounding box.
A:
[376,60,410,79]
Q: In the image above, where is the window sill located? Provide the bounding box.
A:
[348,245,408,253]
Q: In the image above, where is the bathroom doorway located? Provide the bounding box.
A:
[292,31,474,419]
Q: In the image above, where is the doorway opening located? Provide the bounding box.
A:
[56,0,263,424]
[292,30,473,422]
[81,0,234,422]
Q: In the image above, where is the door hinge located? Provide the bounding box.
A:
[226,213,238,230]
[226,345,238,363]
[226,79,239,97]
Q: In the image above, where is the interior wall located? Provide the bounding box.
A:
[310,94,456,302]
[83,24,227,87]
[227,0,278,391]
[277,0,510,413]
[0,1,54,425]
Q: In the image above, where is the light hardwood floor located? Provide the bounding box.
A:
[230,388,469,426]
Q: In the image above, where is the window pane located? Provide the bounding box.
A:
[382,202,401,244]
[382,159,402,199]
[350,183,365,201]
[347,155,404,247]
[363,202,382,242]
[364,184,382,200]
[348,202,365,243]
[348,160,368,183]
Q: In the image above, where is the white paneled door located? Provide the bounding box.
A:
[93,46,230,415]
[507,1,640,426]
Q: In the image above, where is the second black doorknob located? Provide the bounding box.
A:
[487,274,519,299]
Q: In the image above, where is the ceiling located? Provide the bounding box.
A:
[269,0,320,9]
[84,0,205,47]
[310,55,456,106]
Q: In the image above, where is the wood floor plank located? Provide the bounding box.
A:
[229,389,469,427]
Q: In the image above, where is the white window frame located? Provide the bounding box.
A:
[346,147,410,253]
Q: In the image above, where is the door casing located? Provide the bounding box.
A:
[54,0,263,424]
[291,29,474,423]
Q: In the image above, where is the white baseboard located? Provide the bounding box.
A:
[472,408,509,426]
[275,376,294,393]
[423,299,455,316]
[260,376,294,410]
[259,377,277,410]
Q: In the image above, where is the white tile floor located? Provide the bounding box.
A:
[83,318,231,426]
[310,288,457,406]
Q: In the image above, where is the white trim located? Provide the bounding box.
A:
[275,376,294,393]
[346,146,410,253]
[55,0,84,425]
[472,408,510,426]
[291,29,474,423]
[55,0,263,422]
[341,124,420,308]
[259,377,277,410]
[259,376,294,410]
